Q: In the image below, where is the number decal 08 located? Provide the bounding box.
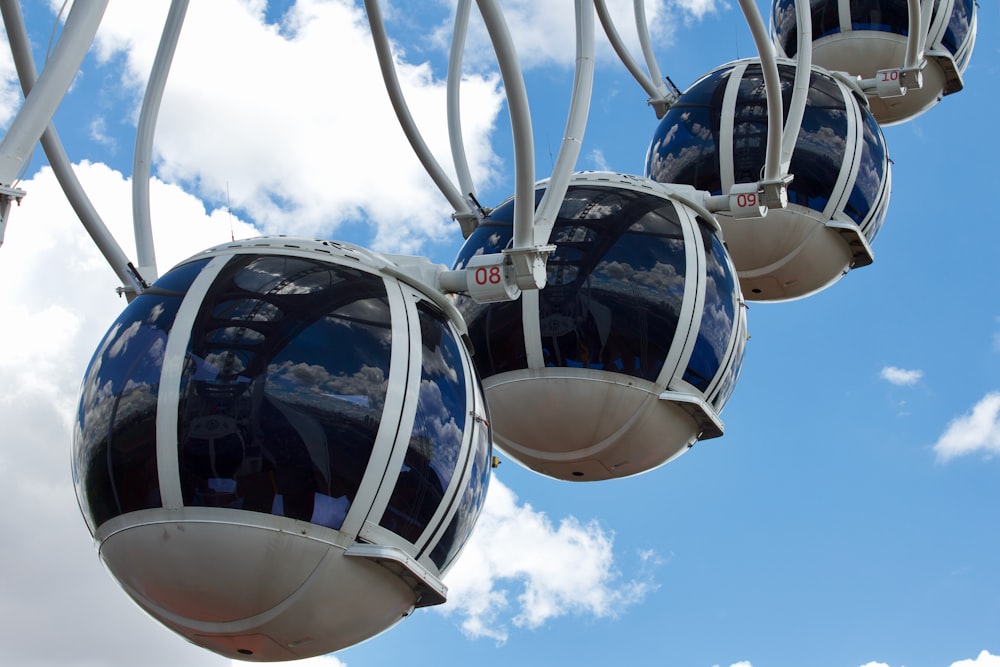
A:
[474,265,503,285]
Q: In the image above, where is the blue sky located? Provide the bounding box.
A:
[0,2,997,666]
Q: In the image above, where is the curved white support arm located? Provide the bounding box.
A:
[903,0,925,70]
[594,0,657,97]
[494,0,597,292]
[594,0,676,117]
[634,0,665,98]
[738,0,783,186]
[0,0,108,185]
[860,0,929,96]
[473,0,562,292]
[780,0,812,175]
[531,0,595,246]
[735,0,790,211]
[446,0,480,237]
[474,0,534,254]
[1,0,145,295]
[132,0,190,284]
[902,0,933,91]
[364,0,477,228]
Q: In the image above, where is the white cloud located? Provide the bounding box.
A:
[951,650,1000,667]
[880,365,923,386]
[673,0,727,22]
[432,0,698,71]
[587,147,610,171]
[933,392,1000,462]
[88,0,504,254]
[439,477,657,642]
[0,21,18,128]
[0,166,241,665]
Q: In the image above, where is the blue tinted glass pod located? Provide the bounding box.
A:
[771,0,977,125]
[72,237,491,661]
[644,59,891,302]
[453,172,748,482]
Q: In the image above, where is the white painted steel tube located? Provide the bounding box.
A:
[0,0,108,185]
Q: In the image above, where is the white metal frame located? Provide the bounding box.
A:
[0,1,975,305]
[0,0,805,303]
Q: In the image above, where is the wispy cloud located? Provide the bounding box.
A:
[0,27,19,127]
[432,1,679,70]
[88,116,117,152]
[933,392,1000,462]
[856,651,1000,667]
[880,365,923,386]
[90,0,505,254]
[674,0,728,22]
[439,477,658,642]
[587,148,610,171]
[950,650,1000,666]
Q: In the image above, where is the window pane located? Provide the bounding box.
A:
[453,218,527,378]
[74,259,208,533]
[712,316,747,410]
[430,393,491,570]
[177,255,391,532]
[646,105,723,195]
[786,67,848,213]
[538,187,686,382]
[850,0,910,33]
[456,186,689,384]
[844,110,887,233]
[942,0,974,58]
[684,221,738,391]
[644,69,729,193]
[380,303,468,542]
[771,0,799,55]
[814,0,844,39]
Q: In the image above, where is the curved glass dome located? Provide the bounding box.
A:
[771,0,977,124]
[453,172,747,481]
[75,258,209,532]
[645,59,891,301]
[73,238,490,661]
